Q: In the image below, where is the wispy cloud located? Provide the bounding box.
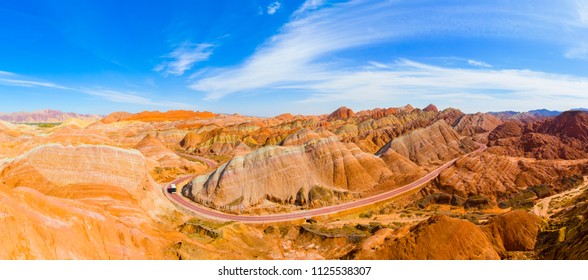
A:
[293,59,588,112]
[79,88,190,108]
[0,78,71,89]
[0,71,189,109]
[189,0,586,101]
[267,2,282,15]
[467,59,492,68]
[293,0,326,16]
[368,61,391,69]
[154,42,215,76]
[577,0,588,27]
[0,71,16,76]
[565,44,588,59]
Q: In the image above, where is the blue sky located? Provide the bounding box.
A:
[1,0,587,116]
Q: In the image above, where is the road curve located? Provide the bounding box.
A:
[177,152,218,168]
[164,143,487,223]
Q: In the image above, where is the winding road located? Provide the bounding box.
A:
[177,152,218,168]
[164,143,486,223]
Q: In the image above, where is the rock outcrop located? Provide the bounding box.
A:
[101,110,215,123]
[452,112,502,136]
[184,134,393,209]
[328,106,355,120]
[483,211,543,256]
[376,120,476,166]
[0,144,186,259]
[423,152,587,206]
[0,144,170,217]
[382,215,500,259]
[488,111,588,160]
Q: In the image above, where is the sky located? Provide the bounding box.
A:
[1,0,588,116]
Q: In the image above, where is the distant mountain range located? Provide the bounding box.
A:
[0,109,103,123]
[489,108,588,119]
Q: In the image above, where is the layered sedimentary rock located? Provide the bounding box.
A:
[376,120,476,166]
[483,210,543,257]
[0,183,180,259]
[0,144,186,259]
[379,215,500,260]
[488,111,588,160]
[184,131,392,209]
[135,134,206,180]
[0,144,170,216]
[452,112,502,137]
[328,106,355,120]
[101,110,215,123]
[423,104,439,113]
[423,152,587,206]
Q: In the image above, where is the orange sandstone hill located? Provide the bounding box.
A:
[183,121,475,212]
[328,106,356,120]
[376,120,477,166]
[101,110,216,123]
[183,129,394,210]
[0,144,183,259]
[374,215,501,260]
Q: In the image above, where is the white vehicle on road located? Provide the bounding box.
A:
[167,183,177,193]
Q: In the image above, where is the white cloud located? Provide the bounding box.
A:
[188,0,588,112]
[368,61,391,69]
[0,72,189,108]
[294,60,588,112]
[565,44,588,59]
[0,78,71,90]
[293,0,325,16]
[155,42,215,76]
[79,88,190,108]
[578,0,588,27]
[467,59,493,68]
[0,71,16,76]
[267,2,282,15]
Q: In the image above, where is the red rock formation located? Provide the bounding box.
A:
[538,110,588,142]
[452,112,502,136]
[423,104,439,113]
[488,111,588,160]
[483,210,543,256]
[328,106,355,120]
[424,152,586,204]
[101,110,215,123]
[100,111,133,124]
[385,215,500,259]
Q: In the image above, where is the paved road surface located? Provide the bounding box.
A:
[177,152,218,168]
[165,143,486,223]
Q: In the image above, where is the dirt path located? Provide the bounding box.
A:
[532,176,588,218]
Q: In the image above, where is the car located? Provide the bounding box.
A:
[167,183,177,193]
